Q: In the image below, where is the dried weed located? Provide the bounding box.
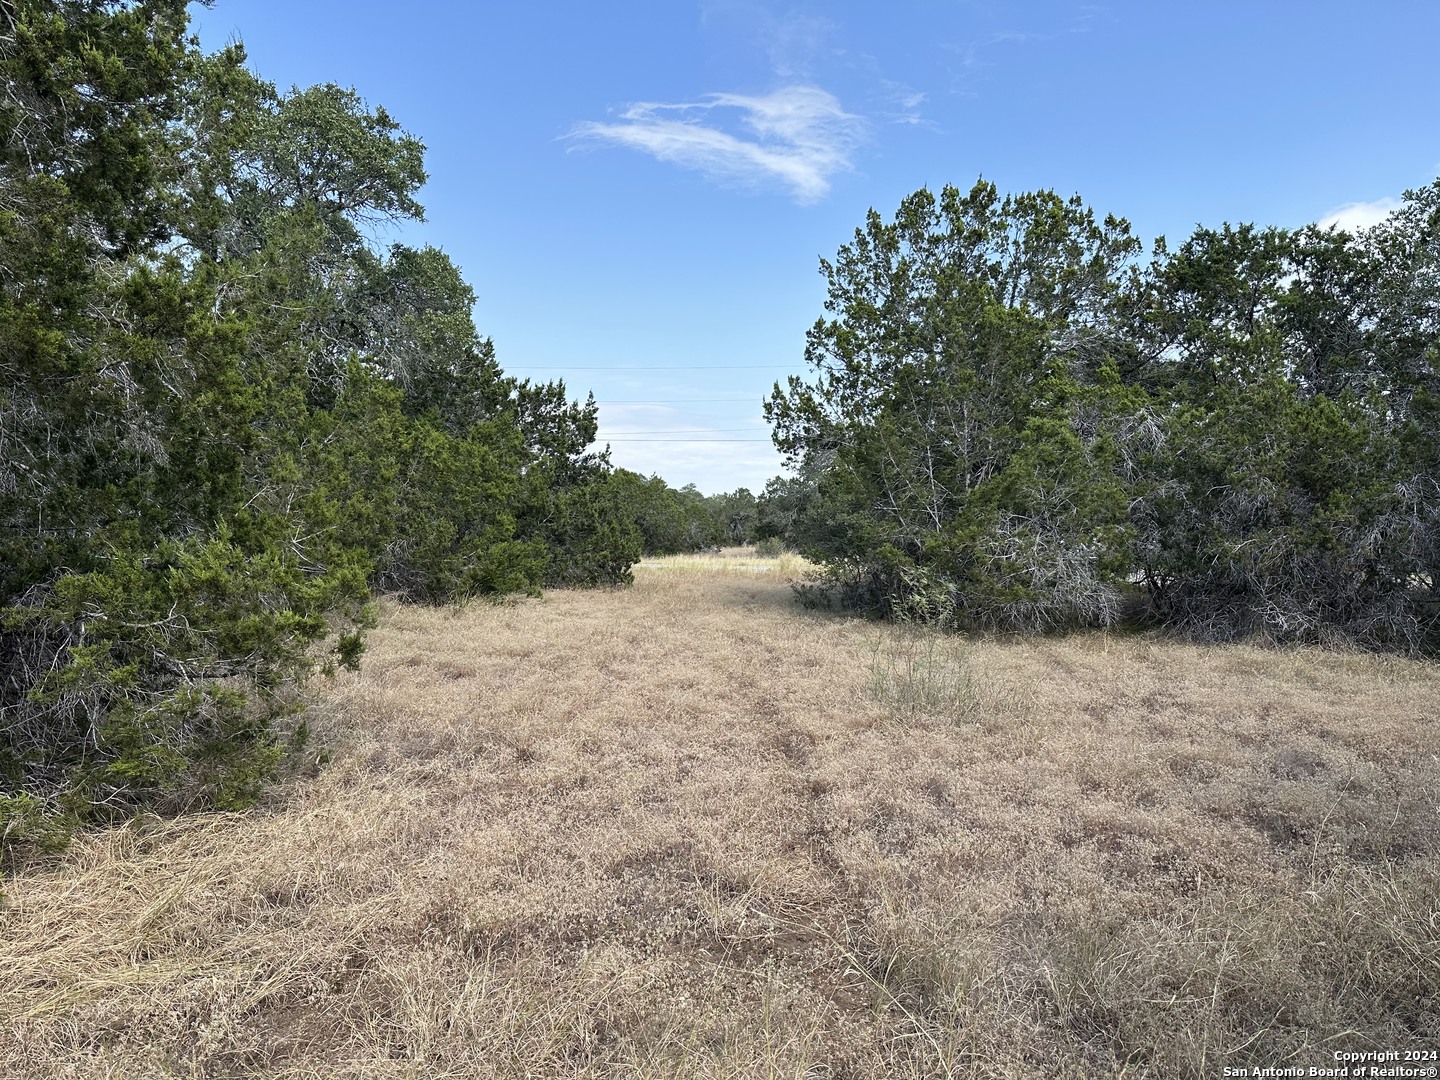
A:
[2,556,1437,1078]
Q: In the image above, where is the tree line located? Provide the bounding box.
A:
[765,180,1439,652]
[607,474,770,553]
[1,0,695,854]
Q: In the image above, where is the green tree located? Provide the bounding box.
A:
[1,2,373,846]
[1134,214,1436,648]
[0,0,640,859]
[767,181,1143,629]
[709,488,760,546]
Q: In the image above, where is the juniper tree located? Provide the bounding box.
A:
[0,0,640,856]
[766,181,1144,629]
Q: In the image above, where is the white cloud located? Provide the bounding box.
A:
[878,79,930,126]
[697,3,838,81]
[1317,196,1403,233]
[570,85,863,203]
[757,11,836,80]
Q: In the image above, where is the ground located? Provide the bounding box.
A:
[3,551,1438,1078]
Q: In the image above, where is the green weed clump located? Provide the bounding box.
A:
[754,537,785,558]
[868,631,980,723]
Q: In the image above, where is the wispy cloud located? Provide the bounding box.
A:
[941,10,1102,95]
[570,85,863,203]
[944,30,1036,72]
[1317,197,1402,233]
[757,10,837,79]
[878,78,930,127]
[592,405,781,494]
[698,2,839,80]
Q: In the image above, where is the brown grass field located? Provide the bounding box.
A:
[3,551,1438,1078]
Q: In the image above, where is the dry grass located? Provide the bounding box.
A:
[2,555,1438,1078]
[638,546,814,580]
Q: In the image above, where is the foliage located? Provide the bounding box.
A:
[709,488,759,546]
[753,536,785,558]
[755,471,821,543]
[0,0,639,858]
[768,179,1440,650]
[766,181,1143,631]
[1133,212,1439,648]
[603,471,769,555]
[533,470,643,588]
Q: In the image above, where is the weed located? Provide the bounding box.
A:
[868,631,981,724]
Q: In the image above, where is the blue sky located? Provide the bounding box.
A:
[192,1,1440,494]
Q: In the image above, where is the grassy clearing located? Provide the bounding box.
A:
[2,555,1437,1078]
[637,545,814,579]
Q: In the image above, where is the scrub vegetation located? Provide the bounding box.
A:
[0,1,752,849]
[766,181,1440,651]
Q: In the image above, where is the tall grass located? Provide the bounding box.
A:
[637,548,813,581]
[867,631,981,723]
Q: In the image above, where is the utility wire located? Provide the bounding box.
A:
[599,427,769,434]
[512,364,790,371]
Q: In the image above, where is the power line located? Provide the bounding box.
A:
[512,364,790,371]
[598,438,774,443]
[599,427,769,434]
[594,398,761,404]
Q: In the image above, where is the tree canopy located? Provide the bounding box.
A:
[767,179,1440,650]
[0,0,640,856]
